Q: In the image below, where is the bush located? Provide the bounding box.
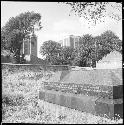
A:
[2,94,25,106]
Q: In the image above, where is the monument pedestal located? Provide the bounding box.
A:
[40,68,123,119]
[39,90,123,119]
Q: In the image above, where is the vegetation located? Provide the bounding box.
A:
[40,40,62,65]
[60,47,75,65]
[40,30,122,67]
[1,4,121,65]
[2,65,123,123]
[1,11,42,63]
[60,2,122,24]
[72,34,96,67]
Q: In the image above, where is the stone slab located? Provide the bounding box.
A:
[39,89,123,119]
[39,91,45,100]
[95,98,123,118]
[44,91,56,104]
[43,68,122,99]
[113,85,123,99]
[43,82,123,99]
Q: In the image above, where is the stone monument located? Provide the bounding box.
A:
[39,67,123,119]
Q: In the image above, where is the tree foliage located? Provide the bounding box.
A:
[1,11,42,63]
[40,41,75,65]
[59,47,75,65]
[60,2,122,24]
[73,34,96,67]
[73,31,122,67]
[95,30,122,61]
[40,40,62,65]
[40,30,122,67]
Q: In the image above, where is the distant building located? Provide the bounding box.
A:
[1,34,47,64]
[58,35,80,48]
[96,51,122,69]
[20,34,48,64]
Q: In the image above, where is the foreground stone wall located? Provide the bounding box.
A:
[39,89,123,119]
[42,68,123,99]
[40,68,123,119]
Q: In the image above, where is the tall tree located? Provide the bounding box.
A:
[73,34,96,67]
[40,40,62,65]
[1,11,42,63]
[95,30,122,61]
[59,47,75,65]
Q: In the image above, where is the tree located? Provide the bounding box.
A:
[95,30,122,61]
[60,2,122,24]
[40,40,62,65]
[88,30,122,64]
[40,32,122,67]
[1,11,42,63]
[72,34,96,67]
[40,41,75,65]
[59,47,75,65]
[101,30,122,52]
[72,31,122,67]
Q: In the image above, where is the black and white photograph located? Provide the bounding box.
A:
[1,1,123,124]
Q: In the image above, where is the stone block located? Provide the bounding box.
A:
[114,103,123,118]
[55,92,61,105]
[71,96,85,112]
[95,97,123,118]
[71,96,77,109]
[39,68,123,119]
[113,85,123,99]
[44,91,56,104]
[59,94,66,106]
[39,89,123,119]
[39,91,45,100]
[64,94,72,108]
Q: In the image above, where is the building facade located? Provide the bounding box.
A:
[58,35,80,48]
[20,34,37,61]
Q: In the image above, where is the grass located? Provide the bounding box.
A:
[2,67,123,124]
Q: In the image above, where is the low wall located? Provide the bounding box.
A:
[1,63,70,74]
[39,89,123,119]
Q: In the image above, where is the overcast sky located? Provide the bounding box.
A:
[1,2,122,58]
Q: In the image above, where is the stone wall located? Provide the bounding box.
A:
[1,63,70,74]
[43,82,123,99]
[39,89,123,119]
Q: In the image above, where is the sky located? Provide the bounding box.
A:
[1,2,122,58]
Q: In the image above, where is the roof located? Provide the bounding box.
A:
[96,51,122,69]
[98,51,122,63]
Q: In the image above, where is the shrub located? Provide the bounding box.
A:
[2,94,25,106]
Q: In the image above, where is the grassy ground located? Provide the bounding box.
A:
[2,68,123,124]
